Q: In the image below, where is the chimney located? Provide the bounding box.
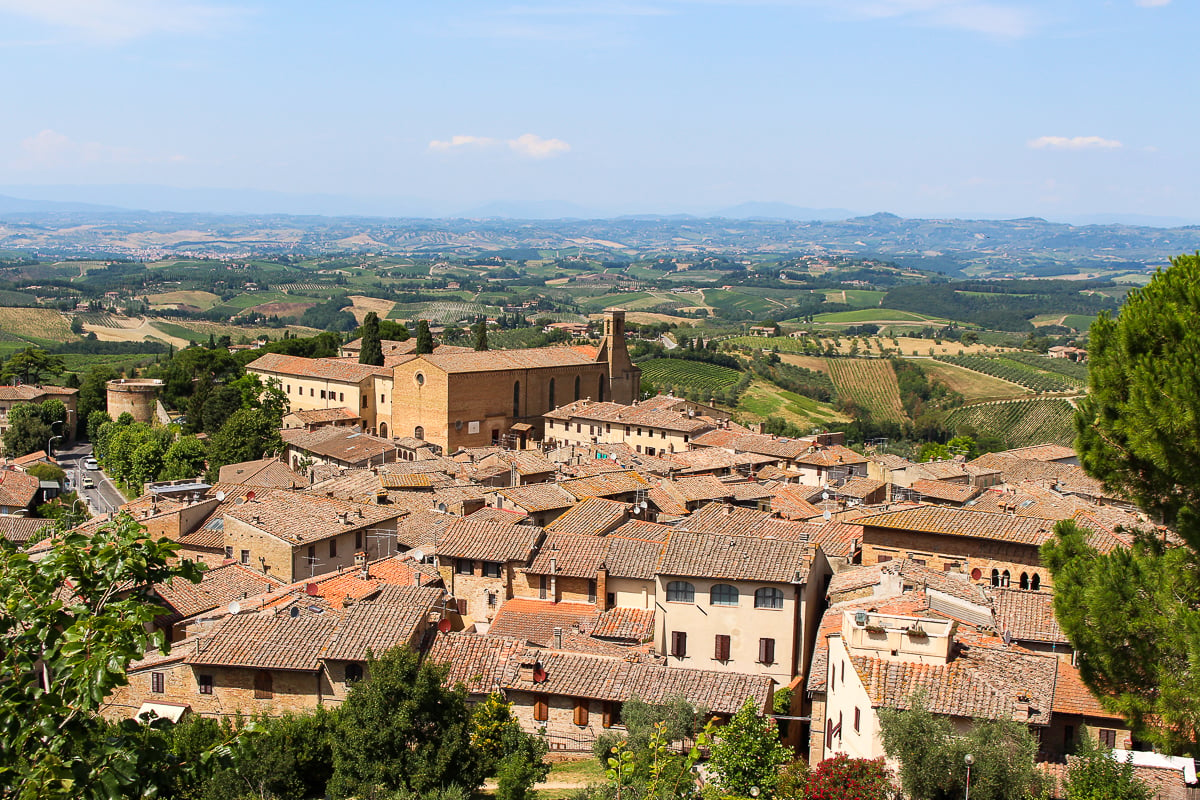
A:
[596,564,608,611]
[518,661,536,683]
[355,550,368,577]
[553,627,563,649]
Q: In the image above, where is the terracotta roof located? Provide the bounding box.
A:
[0,470,39,509]
[527,533,611,578]
[1000,444,1078,462]
[288,407,362,424]
[560,470,649,500]
[0,514,55,545]
[0,384,77,401]
[657,475,734,504]
[546,497,630,536]
[858,505,1056,547]
[607,520,670,542]
[771,487,823,520]
[436,519,543,561]
[322,584,443,661]
[282,426,394,465]
[795,444,870,467]
[258,554,441,612]
[247,352,386,382]
[807,521,863,559]
[1052,660,1120,719]
[466,507,529,525]
[602,535,668,580]
[217,458,307,489]
[647,487,688,516]
[912,479,981,504]
[488,598,601,645]
[664,449,777,474]
[223,489,401,545]
[187,611,334,671]
[593,607,655,641]
[990,588,1067,644]
[807,595,929,693]
[497,483,577,513]
[678,502,810,540]
[417,347,597,374]
[827,559,989,606]
[832,477,886,499]
[658,530,811,583]
[396,509,454,551]
[154,563,284,620]
[967,453,1107,498]
[544,399,714,434]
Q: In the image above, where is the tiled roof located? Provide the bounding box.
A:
[658,530,811,583]
[0,514,55,545]
[289,407,362,424]
[807,521,863,559]
[247,352,386,382]
[807,596,929,693]
[281,426,394,465]
[224,489,400,545]
[545,497,629,536]
[0,384,77,401]
[257,554,441,613]
[497,483,577,512]
[436,519,543,561]
[0,470,39,508]
[990,588,1066,644]
[487,599,600,646]
[858,505,1056,547]
[771,487,823,520]
[795,444,870,467]
[832,477,886,498]
[528,533,611,577]
[664,449,777,474]
[418,347,597,374]
[428,633,772,714]
[544,399,714,434]
[466,507,530,525]
[607,520,670,542]
[871,453,914,471]
[1052,660,1120,720]
[187,611,335,671]
[909,461,974,482]
[647,487,688,516]
[323,584,443,661]
[967,453,1107,498]
[217,458,307,489]
[561,470,649,500]
[912,479,981,504]
[396,509,454,551]
[154,563,284,619]
[730,480,778,501]
[593,607,655,642]
[658,475,733,504]
[677,502,811,540]
[602,535,667,580]
[1000,444,1078,462]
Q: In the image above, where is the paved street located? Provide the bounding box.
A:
[55,442,126,518]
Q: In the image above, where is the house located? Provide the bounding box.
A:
[281,407,363,431]
[1047,346,1087,362]
[544,396,715,456]
[434,518,544,623]
[281,426,397,474]
[0,384,79,444]
[217,457,308,489]
[0,469,40,515]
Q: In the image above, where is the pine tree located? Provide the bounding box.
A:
[415,320,434,355]
[473,320,489,351]
[358,311,384,366]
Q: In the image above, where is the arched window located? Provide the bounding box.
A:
[574,375,581,401]
[754,587,785,609]
[1031,573,1041,590]
[666,581,695,603]
[991,569,1000,587]
[254,670,273,699]
[513,381,521,417]
[1020,572,1030,590]
[598,375,605,402]
[548,378,556,409]
[378,422,388,439]
[414,425,424,441]
[1001,570,1011,588]
[345,663,363,683]
[710,584,739,606]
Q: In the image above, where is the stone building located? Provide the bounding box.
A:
[0,384,79,444]
[105,379,162,425]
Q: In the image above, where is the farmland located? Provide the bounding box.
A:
[736,379,848,429]
[146,290,221,310]
[1000,352,1090,385]
[0,307,75,342]
[639,359,742,395]
[388,301,494,324]
[914,358,1029,403]
[826,358,906,424]
[812,308,945,324]
[945,398,1076,448]
[934,354,1082,392]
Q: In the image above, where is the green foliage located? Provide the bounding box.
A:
[771,687,794,716]
[329,646,484,798]
[496,720,550,800]
[878,694,1048,800]
[0,512,207,799]
[934,354,1077,392]
[86,410,112,443]
[191,711,335,800]
[415,320,435,354]
[78,365,117,427]
[25,461,65,483]
[161,435,208,481]
[473,319,490,351]
[2,398,68,457]
[594,696,704,765]
[707,698,791,797]
[945,398,1076,449]
[0,346,64,384]
[205,408,281,481]
[1062,734,1152,800]
[360,311,385,366]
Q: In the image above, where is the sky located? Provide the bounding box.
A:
[0,0,1194,221]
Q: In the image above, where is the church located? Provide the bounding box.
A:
[247,310,641,452]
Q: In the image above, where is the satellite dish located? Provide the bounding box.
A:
[215,490,226,501]
[821,492,829,501]
[246,490,255,501]
[823,510,831,521]
[228,601,241,615]
[533,665,548,683]
[437,618,452,634]
[235,498,245,505]
[289,606,300,618]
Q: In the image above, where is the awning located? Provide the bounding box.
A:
[510,423,534,432]
[135,702,190,723]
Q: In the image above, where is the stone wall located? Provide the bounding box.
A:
[861,526,1051,590]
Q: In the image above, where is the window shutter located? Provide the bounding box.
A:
[714,634,731,661]
[759,637,775,665]
[602,701,620,728]
[671,631,687,657]
[534,694,549,722]
[574,699,589,726]
[854,706,861,732]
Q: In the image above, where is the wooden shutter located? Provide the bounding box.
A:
[534,693,549,722]
[602,701,621,728]
[254,670,273,699]
[1099,729,1116,748]
[671,631,687,657]
[759,637,775,665]
[573,699,589,726]
[714,634,731,661]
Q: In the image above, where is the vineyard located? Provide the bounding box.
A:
[640,359,742,395]
[1000,351,1090,386]
[389,301,494,324]
[826,358,906,424]
[75,313,123,328]
[934,354,1080,392]
[0,307,75,342]
[945,398,1076,448]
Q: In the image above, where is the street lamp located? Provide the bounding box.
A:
[964,753,974,800]
[47,434,62,459]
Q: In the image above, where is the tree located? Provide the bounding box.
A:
[707,697,791,797]
[0,347,64,385]
[2,399,67,457]
[1062,734,1152,800]
[415,320,434,355]
[329,646,484,798]
[359,311,385,366]
[77,366,116,428]
[0,512,207,799]
[206,409,280,480]
[161,435,208,481]
[1045,254,1200,756]
[803,754,893,800]
[201,384,243,435]
[473,319,490,351]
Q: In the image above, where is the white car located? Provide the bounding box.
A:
[84,458,99,471]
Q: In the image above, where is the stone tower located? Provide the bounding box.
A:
[597,310,641,405]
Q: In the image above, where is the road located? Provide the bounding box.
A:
[56,442,127,517]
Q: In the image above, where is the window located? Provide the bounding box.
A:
[415,425,424,440]
[150,672,164,693]
[1031,573,1041,590]
[710,584,739,606]
[534,693,549,722]
[513,381,521,417]
[602,700,622,728]
[646,447,655,456]
[878,554,892,563]
[310,388,314,396]
[840,661,845,685]
[240,549,250,565]
[362,394,368,407]
[606,424,611,433]
[456,559,474,575]
[854,707,861,733]
[539,575,548,599]
[754,587,785,609]
[320,390,326,399]
[670,631,687,658]
[991,568,1000,587]
[714,634,731,661]
[588,579,597,603]
[307,545,316,564]
[225,545,233,560]
[339,392,344,402]
[488,592,497,607]
[380,393,385,404]
[548,378,556,409]
[1099,729,1117,748]
[625,426,631,435]
[198,674,213,695]
[345,663,363,683]
[286,384,291,393]
[483,561,502,578]
[660,430,666,439]
[1001,570,1011,587]
[666,581,695,603]
[759,638,775,665]
[1020,572,1030,589]
[573,698,589,726]
[329,539,337,559]
[355,530,363,550]
[574,375,581,401]
[416,372,425,386]
[254,670,273,699]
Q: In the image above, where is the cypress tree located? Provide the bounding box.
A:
[415,320,434,355]
[358,312,384,366]
[473,320,489,351]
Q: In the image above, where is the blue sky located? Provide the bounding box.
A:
[0,0,1193,220]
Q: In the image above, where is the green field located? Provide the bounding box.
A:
[150,320,204,342]
[1061,314,1097,332]
[946,398,1076,448]
[639,359,742,394]
[735,379,847,429]
[702,289,785,318]
[813,308,943,324]
[823,289,886,308]
[934,354,1082,392]
[826,358,907,423]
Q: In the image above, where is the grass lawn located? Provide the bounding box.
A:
[547,758,605,783]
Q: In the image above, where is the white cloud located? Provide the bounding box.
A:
[1028,135,1123,150]
[428,133,571,159]
[1136,0,1170,7]
[12,129,186,169]
[0,0,238,43]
